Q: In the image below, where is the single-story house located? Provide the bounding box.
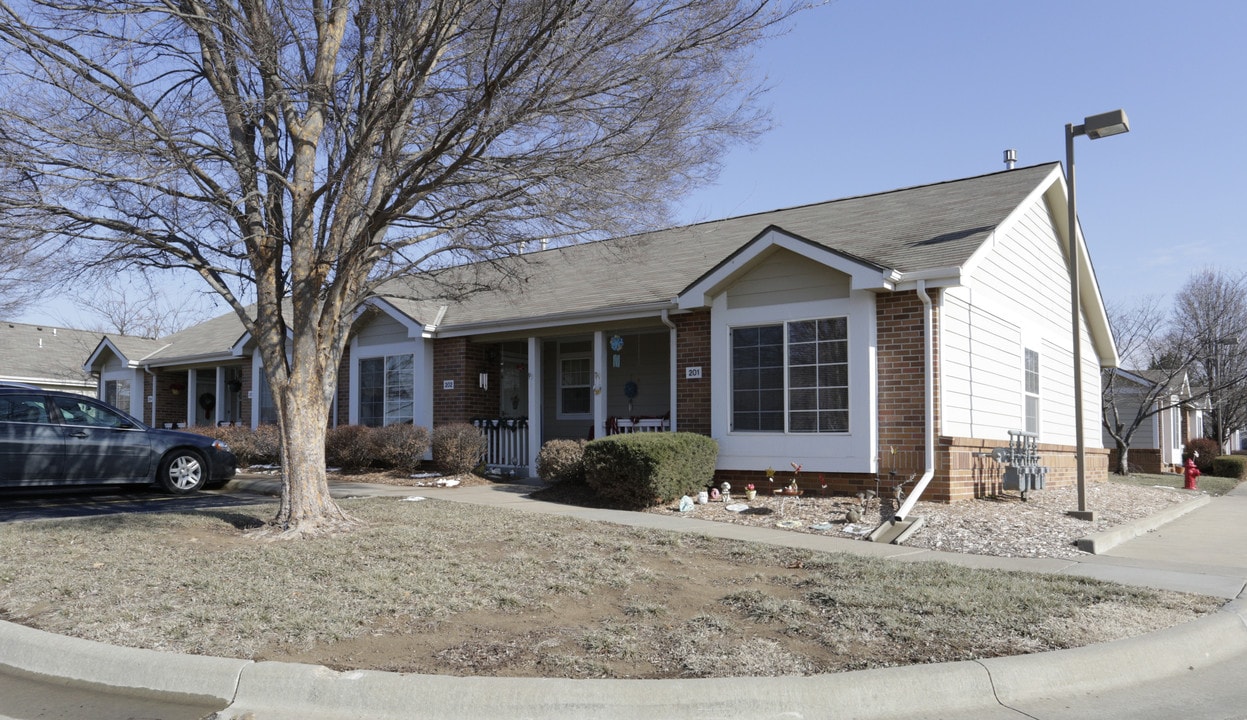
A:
[0,321,107,396]
[83,162,1117,502]
[1102,368,1205,473]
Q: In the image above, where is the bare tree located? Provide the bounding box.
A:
[0,0,798,536]
[1172,269,1247,453]
[1101,297,1200,475]
[0,230,51,318]
[65,277,217,338]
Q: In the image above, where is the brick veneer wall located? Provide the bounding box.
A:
[433,338,494,426]
[674,310,711,436]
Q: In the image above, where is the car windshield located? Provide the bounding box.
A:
[51,397,135,429]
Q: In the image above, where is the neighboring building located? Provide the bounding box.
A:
[1102,368,1205,474]
[83,163,1118,502]
[0,322,106,396]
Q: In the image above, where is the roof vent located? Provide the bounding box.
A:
[1003,149,1017,170]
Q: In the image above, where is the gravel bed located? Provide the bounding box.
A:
[644,481,1200,559]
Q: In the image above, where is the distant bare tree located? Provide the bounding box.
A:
[0,0,800,536]
[66,278,216,338]
[1172,269,1247,453]
[1101,297,1200,475]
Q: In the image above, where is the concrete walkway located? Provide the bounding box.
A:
[2,478,1246,720]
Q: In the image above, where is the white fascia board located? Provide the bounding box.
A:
[677,227,894,310]
[140,351,244,369]
[83,337,128,373]
[889,267,963,291]
[433,301,678,339]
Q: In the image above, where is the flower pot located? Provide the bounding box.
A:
[746,490,757,501]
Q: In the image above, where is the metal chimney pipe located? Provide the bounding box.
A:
[1004,149,1017,170]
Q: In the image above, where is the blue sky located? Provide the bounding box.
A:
[16,0,1245,328]
[675,0,1246,310]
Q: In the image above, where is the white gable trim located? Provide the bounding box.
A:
[677,226,898,310]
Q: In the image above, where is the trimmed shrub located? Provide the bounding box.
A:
[183,424,281,466]
[1212,455,1247,480]
[325,424,374,472]
[1183,438,1220,474]
[431,423,487,475]
[536,439,588,484]
[372,423,431,472]
[582,432,718,509]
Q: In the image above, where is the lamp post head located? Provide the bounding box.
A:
[1081,109,1130,139]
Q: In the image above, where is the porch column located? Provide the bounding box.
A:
[215,367,226,426]
[526,337,542,478]
[593,331,606,440]
[183,371,194,427]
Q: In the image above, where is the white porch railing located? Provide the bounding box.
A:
[471,418,529,475]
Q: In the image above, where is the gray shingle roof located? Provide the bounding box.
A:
[0,321,106,384]
[104,163,1061,363]
[380,163,1060,330]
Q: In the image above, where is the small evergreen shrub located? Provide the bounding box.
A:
[325,425,374,472]
[431,423,487,475]
[372,423,431,472]
[582,432,718,509]
[536,439,588,484]
[1183,438,1220,474]
[1212,455,1247,480]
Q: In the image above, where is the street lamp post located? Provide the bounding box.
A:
[1066,109,1130,522]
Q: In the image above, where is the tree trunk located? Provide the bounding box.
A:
[254,361,358,539]
[1114,440,1131,476]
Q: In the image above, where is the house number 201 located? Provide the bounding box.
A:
[685,366,703,379]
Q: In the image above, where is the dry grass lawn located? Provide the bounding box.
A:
[0,496,1222,679]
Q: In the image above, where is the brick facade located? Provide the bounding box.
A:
[673,310,711,436]
[432,337,495,426]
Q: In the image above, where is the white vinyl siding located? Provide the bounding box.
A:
[942,199,1100,447]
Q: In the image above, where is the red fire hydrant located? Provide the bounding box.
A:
[1184,457,1201,490]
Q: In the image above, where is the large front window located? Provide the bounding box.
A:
[360,354,414,426]
[732,318,848,433]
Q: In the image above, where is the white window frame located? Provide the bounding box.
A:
[556,340,593,420]
[710,292,877,474]
[358,353,415,427]
[729,318,849,434]
[1023,347,1040,435]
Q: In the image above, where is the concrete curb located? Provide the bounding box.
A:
[0,618,247,707]
[4,601,1247,719]
[1074,493,1210,554]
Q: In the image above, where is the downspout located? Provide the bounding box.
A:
[143,365,157,427]
[893,281,937,523]
[661,308,677,432]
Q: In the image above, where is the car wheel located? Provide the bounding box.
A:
[158,450,206,493]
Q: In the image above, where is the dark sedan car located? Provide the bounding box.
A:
[0,384,236,493]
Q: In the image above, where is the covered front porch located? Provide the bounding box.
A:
[462,325,675,478]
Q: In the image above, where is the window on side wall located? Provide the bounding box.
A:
[1024,348,1039,434]
[731,318,849,433]
[359,354,414,427]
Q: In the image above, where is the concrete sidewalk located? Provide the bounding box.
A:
[2,478,1246,720]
